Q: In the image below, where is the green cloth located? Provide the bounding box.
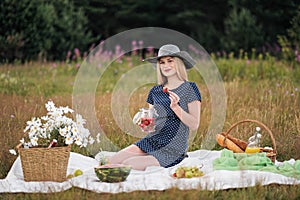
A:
[238,155,274,170]
[260,160,300,179]
[213,149,300,179]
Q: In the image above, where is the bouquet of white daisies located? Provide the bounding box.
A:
[18,100,95,149]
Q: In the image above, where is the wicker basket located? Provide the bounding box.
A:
[18,145,71,182]
[222,119,277,162]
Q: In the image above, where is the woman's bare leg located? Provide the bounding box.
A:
[109,144,147,164]
[122,155,160,170]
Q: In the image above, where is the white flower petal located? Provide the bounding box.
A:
[89,137,95,144]
[96,133,100,143]
[9,149,17,155]
[20,138,25,144]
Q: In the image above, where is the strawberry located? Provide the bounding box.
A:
[142,119,150,126]
[163,87,168,93]
[172,172,177,177]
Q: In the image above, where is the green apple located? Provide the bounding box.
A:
[74,169,83,177]
[66,174,74,179]
[185,171,193,178]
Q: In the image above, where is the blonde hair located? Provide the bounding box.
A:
[156,57,188,85]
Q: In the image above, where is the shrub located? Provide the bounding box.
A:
[277,6,300,67]
[0,0,93,63]
[222,8,264,54]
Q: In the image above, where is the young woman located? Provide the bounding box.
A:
[109,44,202,170]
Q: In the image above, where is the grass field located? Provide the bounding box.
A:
[0,55,299,199]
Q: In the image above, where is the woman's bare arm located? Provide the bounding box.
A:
[169,91,201,130]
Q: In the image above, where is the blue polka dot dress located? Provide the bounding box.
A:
[135,81,202,168]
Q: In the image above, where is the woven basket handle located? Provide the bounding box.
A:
[224,119,276,154]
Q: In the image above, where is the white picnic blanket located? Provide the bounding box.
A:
[0,150,299,193]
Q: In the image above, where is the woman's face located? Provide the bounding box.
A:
[158,56,177,77]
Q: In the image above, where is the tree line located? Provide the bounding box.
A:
[0,0,299,62]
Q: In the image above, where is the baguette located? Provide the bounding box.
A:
[216,133,244,153]
[220,132,248,151]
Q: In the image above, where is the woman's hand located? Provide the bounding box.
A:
[168,91,180,109]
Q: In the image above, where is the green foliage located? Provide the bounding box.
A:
[1,0,300,61]
[74,0,299,55]
[0,0,51,62]
[0,63,78,96]
[277,36,295,63]
[277,6,300,67]
[73,0,229,51]
[227,0,299,46]
[0,71,30,96]
[47,1,94,60]
[1,56,299,97]
[0,0,93,62]
[192,24,223,52]
[287,6,300,49]
[214,53,297,82]
[222,8,264,53]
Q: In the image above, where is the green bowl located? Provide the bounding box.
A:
[94,164,132,183]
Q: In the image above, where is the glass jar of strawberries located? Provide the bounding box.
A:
[133,108,157,133]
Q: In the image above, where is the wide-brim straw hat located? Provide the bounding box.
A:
[143,44,196,69]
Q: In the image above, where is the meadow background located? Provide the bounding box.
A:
[0,51,299,199]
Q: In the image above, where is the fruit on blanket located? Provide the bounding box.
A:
[74,169,83,177]
[175,168,185,177]
[66,174,74,179]
[67,169,83,179]
[163,87,169,93]
[185,171,193,178]
[94,164,131,183]
[173,166,204,178]
[216,133,244,153]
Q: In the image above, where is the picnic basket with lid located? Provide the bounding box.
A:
[216,119,277,162]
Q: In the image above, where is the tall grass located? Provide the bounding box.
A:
[0,185,299,199]
[0,56,299,198]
